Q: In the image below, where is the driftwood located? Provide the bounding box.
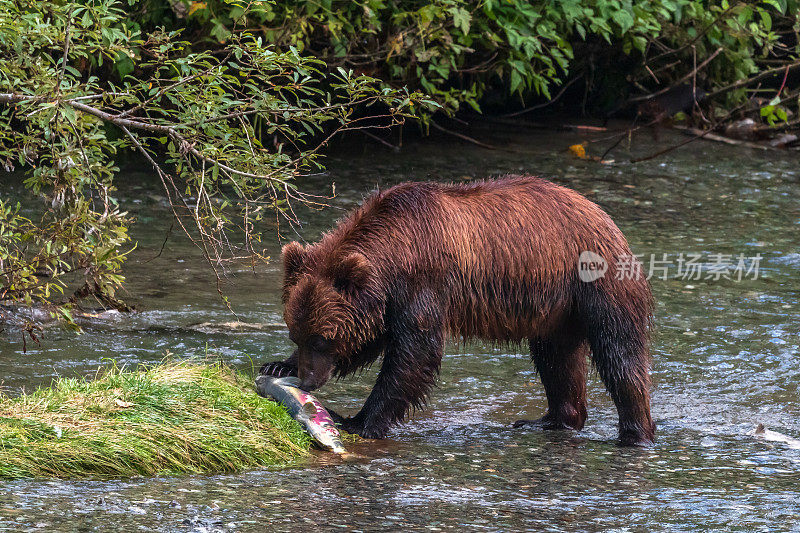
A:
[672,126,781,151]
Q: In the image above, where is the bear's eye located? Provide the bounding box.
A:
[308,335,330,352]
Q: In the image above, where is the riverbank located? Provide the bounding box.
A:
[0,361,310,479]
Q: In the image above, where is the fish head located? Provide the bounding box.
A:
[282,244,382,392]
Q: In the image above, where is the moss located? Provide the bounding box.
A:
[0,361,311,479]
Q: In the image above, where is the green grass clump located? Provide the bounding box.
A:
[0,361,311,479]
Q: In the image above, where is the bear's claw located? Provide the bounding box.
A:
[326,408,346,425]
[341,418,388,439]
[259,360,297,378]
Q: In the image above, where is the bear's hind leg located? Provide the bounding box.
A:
[583,292,655,446]
[514,330,588,431]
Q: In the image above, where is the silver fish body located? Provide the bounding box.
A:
[255,375,346,454]
[752,423,800,450]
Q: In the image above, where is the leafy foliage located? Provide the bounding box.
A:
[161,0,799,114]
[0,0,431,326]
[1,0,798,330]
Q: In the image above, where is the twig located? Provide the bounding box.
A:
[629,128,715,162]
[183,97,379,127]
[71,92,130,101]
[675,125,785,150]
[646,3,735,64]
[773,64,790,101]
[67,99,293,184]
[706,60,800,100]
[627,47,723,105]
[0,92,295,187]
[56,7,73,93]
[600,118,640,161]
[633,124,781,163]
[120,125,240,318]
[738,87,800,118]
[360,130,400,151]
[118,51,232,118]
[475,116,551,129]
[118,125,201,258]
[144,223,174,263]
[429,121,499,150]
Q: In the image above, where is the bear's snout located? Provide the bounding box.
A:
[298,373,326,392]
[298,358,334,392]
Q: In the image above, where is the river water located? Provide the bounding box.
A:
[1,122,799,532]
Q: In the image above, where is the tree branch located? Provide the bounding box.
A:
[706,60,800,100]
[627,47,723,105]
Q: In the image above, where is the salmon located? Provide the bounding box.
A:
[255,375,346,454]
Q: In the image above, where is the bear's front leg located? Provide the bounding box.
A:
[343,293,444,439]
[259,350,298,378]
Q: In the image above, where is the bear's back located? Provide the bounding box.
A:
[328,176,629,276]
[314,177,634,340]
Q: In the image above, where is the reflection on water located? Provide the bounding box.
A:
[1,122,799,531]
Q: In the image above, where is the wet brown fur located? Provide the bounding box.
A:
[269,175,655,444]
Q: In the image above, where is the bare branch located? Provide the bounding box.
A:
[706,60,800,100]
[56,6,73,93]
[627,47,723,105]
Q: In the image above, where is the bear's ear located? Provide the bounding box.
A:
[282,242,306,287]
[332,252,372,293]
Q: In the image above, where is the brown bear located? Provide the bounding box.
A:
[261,176,655,445]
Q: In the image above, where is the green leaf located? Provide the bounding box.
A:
[510,70,523,94]
[761,0,786,13]
[210,20,231,43]
[451,7,471,35]
[114,53,134,78]
[612,10,635,33]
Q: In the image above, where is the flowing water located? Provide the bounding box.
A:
[1,122,799,532]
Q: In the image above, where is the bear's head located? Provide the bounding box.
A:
[281,241,383,391]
